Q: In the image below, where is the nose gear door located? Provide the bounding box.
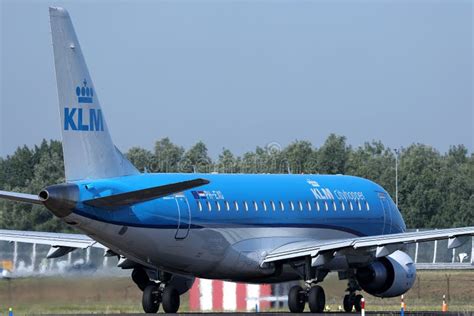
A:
[175,194,191,239]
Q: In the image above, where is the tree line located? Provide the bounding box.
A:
[0,135,472,232]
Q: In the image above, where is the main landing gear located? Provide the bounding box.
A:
[288,284,326,313]
[132,267,182,313]
[288,259,328,313]
[343,278,364,312]
[142,283,180,313]
[287,282,364,313]
[287,260,365,313]
[343,293,363,313]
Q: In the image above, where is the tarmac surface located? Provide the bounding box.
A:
[31,313,474,316]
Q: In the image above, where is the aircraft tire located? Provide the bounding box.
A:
[142,284,160,313]
[354,294,363,312]
[343,294,354,312]
[162,285,180,313]
[288,285,305,313]
[308,285,325,313]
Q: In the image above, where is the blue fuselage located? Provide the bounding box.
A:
[73,173,405,237]
[59,173,406,281]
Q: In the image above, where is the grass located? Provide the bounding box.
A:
[0,270,473,314]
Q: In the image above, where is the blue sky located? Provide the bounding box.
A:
[1,0,472,158]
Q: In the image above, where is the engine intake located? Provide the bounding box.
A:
[356,250,416,297]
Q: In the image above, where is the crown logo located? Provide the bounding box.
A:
[76,79,93,104]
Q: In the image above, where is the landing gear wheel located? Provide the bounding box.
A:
[162,285,180,313]
[142,285,160,313]
[288,285,305,313]
[343,294,354,312]
[354,294,363,312]
[308,285,325,313]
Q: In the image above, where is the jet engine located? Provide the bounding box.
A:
[356,250,416,297]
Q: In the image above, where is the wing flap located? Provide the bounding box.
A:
[83,178,210,208]
[0,190,42,205]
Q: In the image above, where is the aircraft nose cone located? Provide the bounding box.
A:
[39,183,79,218]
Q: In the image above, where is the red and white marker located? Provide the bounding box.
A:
[189,278,271,312]
[360,297,365,316]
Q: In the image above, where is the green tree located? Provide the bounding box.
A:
[346,141,396,196]
[180,141,212,173]
[216,148,240,173]
[398,144,443,228]
[0,140,68,232]
[154,138,185,172]
[317,134,350,174]
[282,140,313,174]
[127,147,154,172]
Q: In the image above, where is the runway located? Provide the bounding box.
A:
[32,312,474,316]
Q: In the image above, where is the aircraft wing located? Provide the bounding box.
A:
[262,226,474,266]
[0,229,106,250]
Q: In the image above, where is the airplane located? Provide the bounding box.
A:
[0,7,473,314]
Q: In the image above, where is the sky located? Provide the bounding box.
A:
[1,0,472,158]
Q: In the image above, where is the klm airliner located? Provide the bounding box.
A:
[0,7,473,313]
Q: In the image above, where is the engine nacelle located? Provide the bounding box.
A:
[356,250,416,297]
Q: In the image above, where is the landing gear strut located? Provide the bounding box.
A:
[343,278,363,312]
[288,258,327,313]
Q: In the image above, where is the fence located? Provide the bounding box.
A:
[0,234,472,278]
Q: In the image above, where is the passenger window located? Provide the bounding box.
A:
[324,201,329,211]
[332,201,337,211]
[234,201,239,211]
[357,200,362,211]
[215,201,221,211]
[289,201,295,211]
[197,200,202,212]
[262,201,267,211]
[225,200,230,211]
[365,201,370,211]
[244,201,249,211]
[340,201,345,211]
[306,201,312,211]
[315,201,320,211]
[270,201,276,211]
[207,200,212,211]
[349,201,354,211]
[253,201,258,211]
[298,201,303,211]
[279,201,285,211]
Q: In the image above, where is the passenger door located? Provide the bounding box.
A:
[175,194,191,239]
